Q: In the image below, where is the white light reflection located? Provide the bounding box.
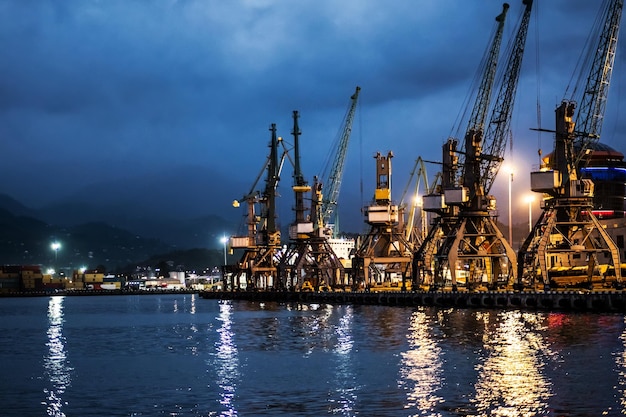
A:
[301,303,334,357]
[618,316,626,413]
[43,296,73,417]
[472,311,552,416]
[215,301,239,416]
[399,310,443,416]
[329,305,357,415]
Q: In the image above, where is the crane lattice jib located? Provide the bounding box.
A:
[399,157,431,207]
[573,0,623,169]
[482,0,533,194]
[399,157,430,242]
[467,4,508,135]
[459,4,508,185]
[320,86,361,226]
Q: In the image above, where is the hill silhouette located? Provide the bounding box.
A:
[0,195,227,273]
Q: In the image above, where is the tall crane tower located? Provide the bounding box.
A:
[415,139,461,288]
[318,86,361,237]
[225,124,286,290]
[518,0,623,289]
[276,111,344,291]
[351,151,414,289]
[419,1,533,290]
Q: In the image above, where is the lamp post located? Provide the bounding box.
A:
[414,195,426,240]
[524,195,535,232]
[220,236,228,265]
[504,166,514,244]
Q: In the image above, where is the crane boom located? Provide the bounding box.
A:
[482,0,533,194]
[320,86,361,230]
[573,0,623,170]
[399,157,430,243]
[467,4,509,137]
[459,3,509,190]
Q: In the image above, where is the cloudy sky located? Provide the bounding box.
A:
[1,0,625,229]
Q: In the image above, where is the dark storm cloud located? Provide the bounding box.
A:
[0,0,624,220]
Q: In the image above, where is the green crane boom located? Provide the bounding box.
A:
[320,86,361,233]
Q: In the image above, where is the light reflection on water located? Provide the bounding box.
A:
[43,296,73,417]
[617,316,626,414]
[329,305,357,416]
[214,300,239,416]
[400,309,444,416]
[4,296,626,416]
[471,311,552,416]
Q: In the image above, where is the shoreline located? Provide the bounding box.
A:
[3,288,626,313]
[0,289,198,297]
[200,289,626,313]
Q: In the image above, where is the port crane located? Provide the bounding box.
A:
[418,1,533,290]
[518,0,623,289]
[415,140,460,288]
[415,4,509,290]
[276,111,345,291]
[318,86,361,237]
[352,151,414,290]
[225,124,287,290]
[274,87,360,291]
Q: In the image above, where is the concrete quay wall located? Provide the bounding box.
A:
[200,290,626,313]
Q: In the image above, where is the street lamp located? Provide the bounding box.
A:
[220,236,228,265]
[524,195,535,232]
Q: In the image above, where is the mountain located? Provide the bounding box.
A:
[27,166,249,248]
[0,205,173,270]
[1,164,367,249]
[0,163,368,272]
[0,194,36,218]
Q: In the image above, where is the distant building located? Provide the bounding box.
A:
[542,141,626,219]
[579,142,626,219]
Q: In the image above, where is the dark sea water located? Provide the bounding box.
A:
[1,294,625,416]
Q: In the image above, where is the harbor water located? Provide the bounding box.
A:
[1,294,626,416]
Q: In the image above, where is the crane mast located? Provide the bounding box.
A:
[276,111,345,291]
[352,151,413,290]
[225,124,286,290]
[262,124,281,245]
[519,0,623,290]
[414,140,459,288]
[320,86,361,236]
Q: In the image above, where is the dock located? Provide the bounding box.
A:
[199,290,626,313]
